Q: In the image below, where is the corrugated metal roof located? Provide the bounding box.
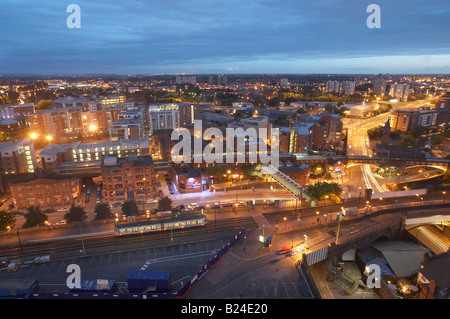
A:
[371,241,429,278]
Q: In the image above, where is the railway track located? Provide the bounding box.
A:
[0,217,257,260]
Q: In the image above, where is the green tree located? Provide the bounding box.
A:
[401,134,416,147]
[389,129,402,139]
[158,196,173,211]
[64,204,88,223]
[367,125,384,139]
[122,199,139,216]
[23,206,48,228]
[309,182,342,200]
[410,126,428,138]
[94,202,113,220]
[432,135,445,146]
[0,210,16,231]
[37,99,52,110]
[324,103,335,113]
[338,106,349,116]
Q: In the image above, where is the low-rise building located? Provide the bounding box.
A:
[172,167,206,193]
[9,175,80,209]
[39,137,150,170]
[101,156,156,202]
[417,251,450,299]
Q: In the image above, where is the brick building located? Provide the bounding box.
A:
[101,156,156,202]
[9,175,80,209]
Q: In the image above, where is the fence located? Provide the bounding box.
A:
[30,228,246,299]
[304,245,329,267]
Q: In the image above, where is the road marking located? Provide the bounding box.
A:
[140,249,218,270]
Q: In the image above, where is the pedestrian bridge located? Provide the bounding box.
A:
[260,164,316,205]
[404,214,450,230]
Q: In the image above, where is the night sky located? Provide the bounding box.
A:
[1,0,449,74]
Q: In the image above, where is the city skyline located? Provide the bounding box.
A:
[1,0,449,75]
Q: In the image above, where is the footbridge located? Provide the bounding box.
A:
[260,164,316,206]
[404,214,450,230]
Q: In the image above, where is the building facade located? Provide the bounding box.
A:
[389,108,438,131]
[148,103,199,133]
[0,138,36,174]
[101,156,156,202]
[39,137,150,170]
[10,176,80,209]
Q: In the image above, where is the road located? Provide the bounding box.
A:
[343,99,435,194]
[410,225,450,255]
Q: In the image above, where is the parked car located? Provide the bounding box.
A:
[190,203,198,209]
[112,202,121,207]
[57,207,68,212]
[211,204,220,209]
[57,220,67,225]
[157,182,161,187]
[7,263,18,273]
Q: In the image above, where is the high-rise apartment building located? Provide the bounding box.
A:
[325,81,356,95]
[373,77,388,97]
[341,81,356,95]
[389,83,410,101]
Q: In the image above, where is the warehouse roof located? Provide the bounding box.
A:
[371,241,429,278]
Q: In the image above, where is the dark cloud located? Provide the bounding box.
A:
[0,0,449,74]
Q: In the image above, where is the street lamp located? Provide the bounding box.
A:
[16,227,22,251]
[283,217,287,232]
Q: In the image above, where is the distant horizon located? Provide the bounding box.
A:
[1,72,449,77]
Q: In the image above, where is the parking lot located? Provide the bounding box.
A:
[0,237,230,294]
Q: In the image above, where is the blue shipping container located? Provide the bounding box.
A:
[127,270,171,293]
[69,280,117,293]
[0,279,39,298]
